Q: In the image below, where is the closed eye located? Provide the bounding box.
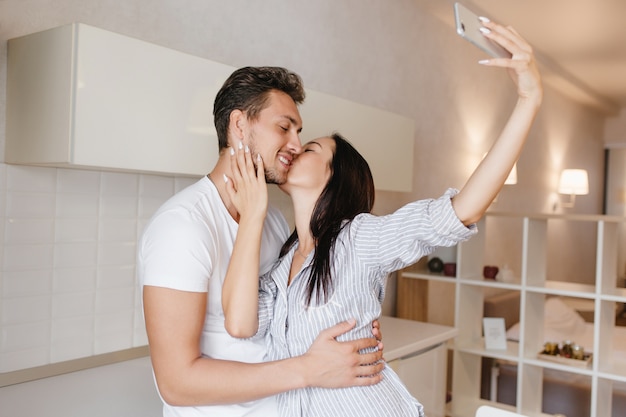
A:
[303,141,322,152]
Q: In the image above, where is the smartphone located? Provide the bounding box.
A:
[454,2,511,58]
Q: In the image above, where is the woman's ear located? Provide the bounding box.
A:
[227,109,246,147]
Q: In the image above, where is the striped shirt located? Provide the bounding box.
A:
[256,189,477,417]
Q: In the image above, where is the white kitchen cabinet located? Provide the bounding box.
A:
[399,212,626,417]
[6,23,415,190]
[6,23,232,176]
[380,316,458,417]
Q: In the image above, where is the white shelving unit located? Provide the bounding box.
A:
[399,212,626,417]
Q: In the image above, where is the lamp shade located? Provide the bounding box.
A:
[558,169,589,195]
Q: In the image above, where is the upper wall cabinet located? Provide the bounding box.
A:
[298,90,415,192]
[6,23,232,176]
[6,23,415,190]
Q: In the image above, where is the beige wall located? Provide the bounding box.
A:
[605,109,626,147]
[0,0,614,368]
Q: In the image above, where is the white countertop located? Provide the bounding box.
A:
[0,355,161,417]
[0,316,457,417]
[379,316,458,361]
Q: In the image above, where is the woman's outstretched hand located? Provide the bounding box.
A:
[452,19,542,226]
[478,18,543,105]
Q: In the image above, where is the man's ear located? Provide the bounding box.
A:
[228,109,246,147]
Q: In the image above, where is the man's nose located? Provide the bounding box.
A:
[288,132,303,155]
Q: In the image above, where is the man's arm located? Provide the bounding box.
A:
[143,285,384,406]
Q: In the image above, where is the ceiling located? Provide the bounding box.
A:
[427,0,626,115]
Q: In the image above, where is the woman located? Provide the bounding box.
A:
[222,19,542,417]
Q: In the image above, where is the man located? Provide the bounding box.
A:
[138,67,384,417]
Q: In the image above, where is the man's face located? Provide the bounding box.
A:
[245,90,303,185]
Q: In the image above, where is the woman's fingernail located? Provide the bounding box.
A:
[229,147,235,156]
[238,141,243,150]
[479,16,490,23]
[257,153,262,162]
[479,59,490,65]
[479,27,491,34]
[245,145,250,153]
[223,174,229,183]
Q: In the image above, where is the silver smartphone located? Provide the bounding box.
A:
[454,2,511,58]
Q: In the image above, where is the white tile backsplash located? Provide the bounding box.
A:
[101,172,139,196]
[97,242,137,266]
[133,309,148,347]
[1,322,50,352]
[2,295,51,324]
[3,244,54,270]
[99,194,138,217]
[96,288,135,314]
[0,163,181,373]
[6,165,57,192]
[56,192,100,218]
[175,176,201,192]
[139,174,175,197]
[97,265,135,289]
[4,218,55,243]
[54,242,98,268]
[0,163,6,191]
[52,316,94,343]
[2,269,53,297]
[57,169,101,193]
[0,346,50,372]
[51,337,93,363]
[138,195,170,218]
[6,192,56,218]
[53,268,98,293]
[94,311,134,354]
[52,292,96,318]
[98,218,137,242]
[55,218,99,242]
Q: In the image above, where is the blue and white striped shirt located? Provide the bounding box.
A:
[257,189,477,417]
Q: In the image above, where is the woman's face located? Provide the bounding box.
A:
[279,136,335,195]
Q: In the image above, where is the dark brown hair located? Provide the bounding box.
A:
[213,67,305,150]
[280,133,375,305]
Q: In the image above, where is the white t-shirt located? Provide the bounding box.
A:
[138,176,289,417]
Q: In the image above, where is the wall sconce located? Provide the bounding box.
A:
[558,169,589,208]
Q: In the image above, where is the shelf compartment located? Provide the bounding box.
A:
[525,357,594,376]
[455,339,520,362]
[594,377,626,417]
[600,287,626,302]
[446,398,527,417]
[400,270,459,283]
[520,364,593,417]
[598,359,626,382]
[526,280,596,298]
[457,278,522,291]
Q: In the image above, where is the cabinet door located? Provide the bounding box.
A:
[72,24,232,175]
[389,343,448,417]
[7,23,231,176]
[8,23,417,185]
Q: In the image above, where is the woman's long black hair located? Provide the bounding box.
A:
[279,133,375,305]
